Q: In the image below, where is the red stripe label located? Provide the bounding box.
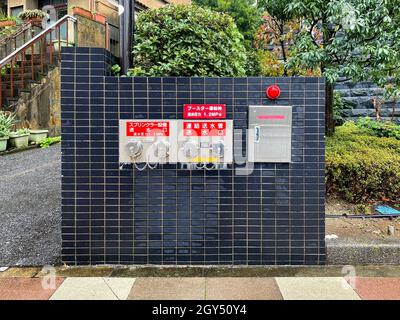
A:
[257,115,286,120]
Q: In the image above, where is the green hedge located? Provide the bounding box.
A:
[130,4,247,77]
[356,117,400,140]
[326,122,400,203]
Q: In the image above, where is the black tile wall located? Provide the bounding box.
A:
[61,47,326,265]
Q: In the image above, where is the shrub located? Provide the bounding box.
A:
[356,117,400,140]
[40,136,61,148]
[130,4,247,77]
[18,9,48,21]
[333,91,345,126]
[326,122,400,203]
[0,111,14,138]
[0,10,16,22]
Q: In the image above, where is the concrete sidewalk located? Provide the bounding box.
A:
[1,275,400,300]
[1,265,400,300]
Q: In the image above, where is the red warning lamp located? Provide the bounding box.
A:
[266,85,281,100]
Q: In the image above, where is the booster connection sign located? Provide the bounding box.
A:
[183,104,226,119]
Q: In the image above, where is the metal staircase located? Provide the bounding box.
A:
[0,15,76,110]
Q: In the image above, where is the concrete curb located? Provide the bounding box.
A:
[327,239,400,265]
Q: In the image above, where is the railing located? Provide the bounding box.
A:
[0,22,34,59]
[0,15,77,109]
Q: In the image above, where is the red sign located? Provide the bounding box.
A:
[183,104,226,119]
[183,121,226,137]
[126,121,170,137]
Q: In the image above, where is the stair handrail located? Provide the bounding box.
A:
[0,15,77,68]
[0,21,33,47]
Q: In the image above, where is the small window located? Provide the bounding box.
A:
[10,6,23,18]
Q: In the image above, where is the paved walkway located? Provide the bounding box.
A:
[0,145,61,266]
[0,276,399,300]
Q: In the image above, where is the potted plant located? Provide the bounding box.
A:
[0,112,14,152]
[18,9,48,25]
[29,129,49,144]
[0,11,16,28]
[9,128,30,148]
[72,6,93,20]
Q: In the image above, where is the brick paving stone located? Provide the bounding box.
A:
[128,277,205,300]
[205,277,283,300]
[349,277,400,300]
[0,278,64,300]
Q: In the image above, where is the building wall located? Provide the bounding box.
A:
[60,47,326,266]
[8,0,37,15]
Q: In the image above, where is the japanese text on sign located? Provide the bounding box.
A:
[126,121,170,137]
[183,104,226,119]
[183,122,226,136]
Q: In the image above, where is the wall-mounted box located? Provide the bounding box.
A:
[248,105,292,163]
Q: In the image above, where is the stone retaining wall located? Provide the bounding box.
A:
[335,81,400,123]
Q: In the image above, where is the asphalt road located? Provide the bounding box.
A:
[0,145,61,266]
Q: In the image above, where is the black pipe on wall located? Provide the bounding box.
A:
[119,0,134,73]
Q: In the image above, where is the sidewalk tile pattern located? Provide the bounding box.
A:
[349,277,400,300]
[50,277,136,300]
[205,277,283,300]
[0,278,64,300]
[275,277,361,300]
[128,277,205,300]
[1,277,400,300]
[61,47,326,266]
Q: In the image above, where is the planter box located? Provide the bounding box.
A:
[93,13,106,25]
[23,17,43,26]
[0,136,8,152]
[29,129,48,144]
[73,7,93,20]
[0,20,16,28]
[9,133,29,148]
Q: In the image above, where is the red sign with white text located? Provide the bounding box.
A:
[126,121,170,137]
[183,121,226,137]
[183,104,226,119]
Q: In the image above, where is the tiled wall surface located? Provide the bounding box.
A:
[61,47,326,265]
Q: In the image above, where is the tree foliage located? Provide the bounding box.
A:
[193,0,263,75]
[286,0,400,92]
[282,0,400,134]
[193,0,263,46]
[130,5,248,77]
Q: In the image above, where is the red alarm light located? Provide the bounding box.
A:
[266,85,281,100]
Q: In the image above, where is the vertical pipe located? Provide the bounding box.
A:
[119,0,134,73]
[105,22,109,50]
